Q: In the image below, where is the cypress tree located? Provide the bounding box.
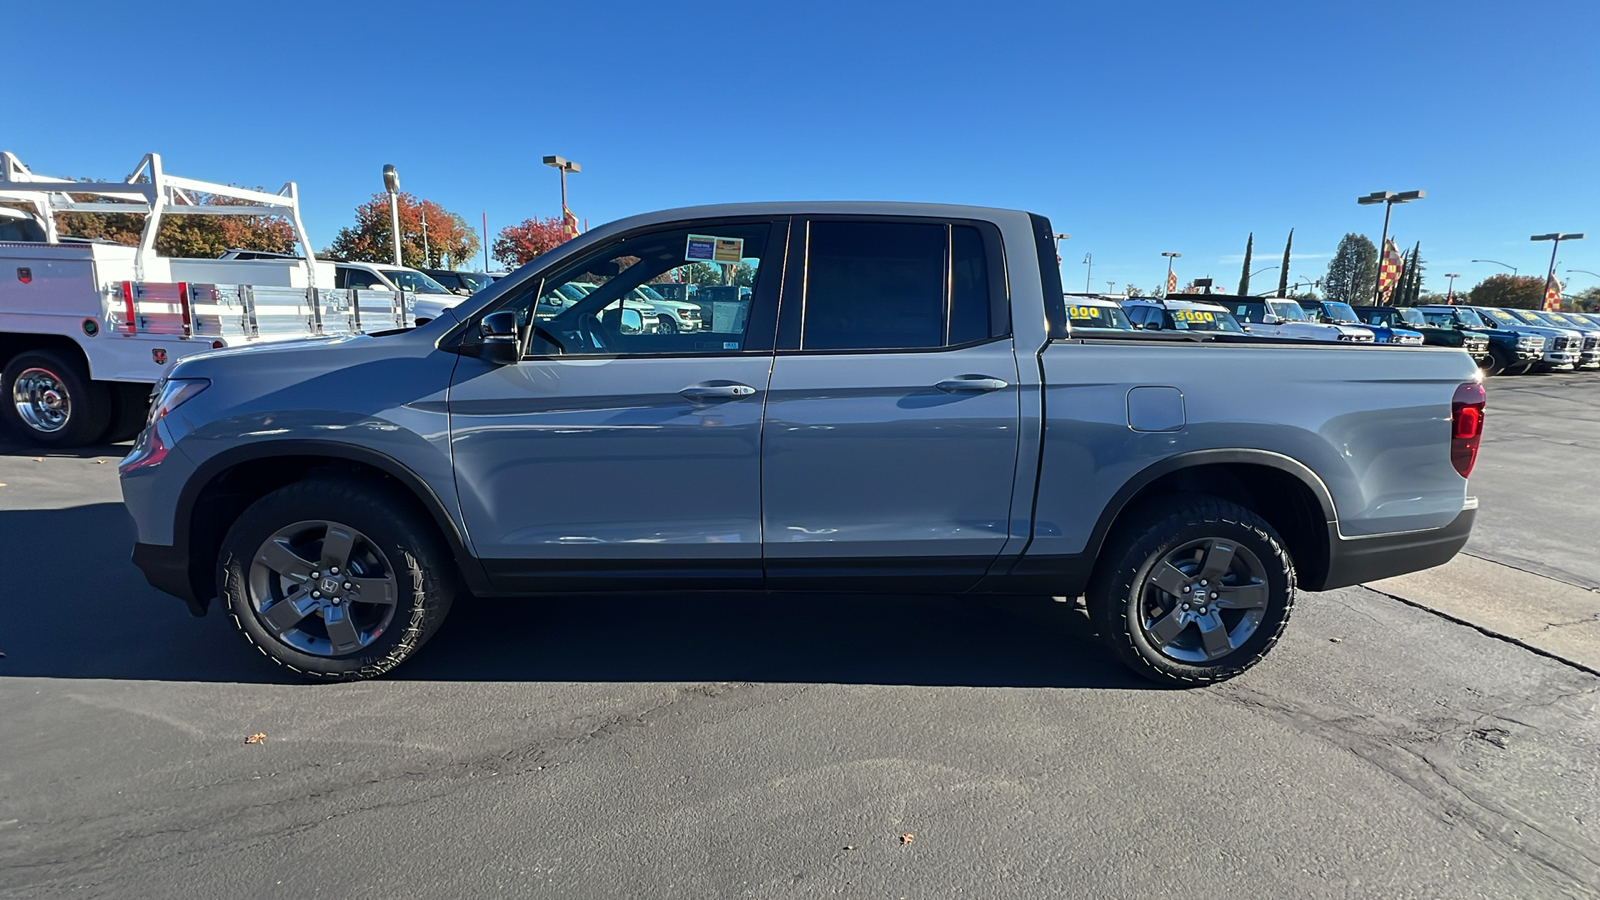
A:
[1277,228,1293,297]
[1237,233,1254,295]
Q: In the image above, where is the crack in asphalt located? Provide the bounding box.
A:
[1213,683,1600,897]
[1364,584,1600,678]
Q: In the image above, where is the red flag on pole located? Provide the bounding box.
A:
[1544,273,1563,311]
[1378,238,1404,301]
[1166,269,1178,294]
[562,204,580,239]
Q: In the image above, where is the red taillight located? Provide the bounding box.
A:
[1451,382,1486,478]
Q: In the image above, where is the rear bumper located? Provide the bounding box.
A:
[132,542,207,617]
[1313,502,1476,591]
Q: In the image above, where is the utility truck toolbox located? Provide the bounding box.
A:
[120,202,1484,687]
[0,151,416,447]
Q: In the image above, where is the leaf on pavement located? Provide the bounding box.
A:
[245,733,267,744]
[899,833,914,845]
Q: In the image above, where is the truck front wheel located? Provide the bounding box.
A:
[218,477,456,680]
[1088,496,1295,687]
[1,350,111,448]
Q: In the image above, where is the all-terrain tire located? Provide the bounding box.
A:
[219,476,456,681]
[1,350,111,447]
[1087,495,1295,687]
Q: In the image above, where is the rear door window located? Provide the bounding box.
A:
[798,220,1004,351]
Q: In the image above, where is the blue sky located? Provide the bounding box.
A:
[6,0,1598,292]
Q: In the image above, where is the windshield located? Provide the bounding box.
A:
[1066,302,1132,330]
[455,272,493,292]
[1267,300,1310,322]
[1484,308,1522,326]
[384,270,453,294]
[1322,302,1361,324]
[1167,307,1244,333]
[1396,308,1426,327]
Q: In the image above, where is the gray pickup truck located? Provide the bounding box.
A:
[120,203,1485,686]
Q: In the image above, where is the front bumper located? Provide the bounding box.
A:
[132,541,207,617]
[1314,501,1477,591]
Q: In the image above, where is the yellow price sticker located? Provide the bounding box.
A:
[1068,305,1102,319]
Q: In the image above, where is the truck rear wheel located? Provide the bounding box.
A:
[103,382,153,444]
[2,350,111,448]
[218,477,456,681]
[1484,347,1511,377]
[1087,496,1295,687]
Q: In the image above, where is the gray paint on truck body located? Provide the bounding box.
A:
[121,201,1477,610]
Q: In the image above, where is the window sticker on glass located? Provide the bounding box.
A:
[686,234,744,264]
[1068,305,1101,319]
[1175,309,1215,324]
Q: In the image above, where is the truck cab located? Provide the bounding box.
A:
[1121,297,1247,334]
[1414,305,1542,375]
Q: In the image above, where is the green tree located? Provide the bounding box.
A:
[1124,283,1144,297]
[1277,228,1293,297]
[1396,242,1425,306]
[1576,286,1600,312]
[1324,234,1377,305]
[327,192,480,269]
[1237,232,1254,295]
[1467,274,1544,309]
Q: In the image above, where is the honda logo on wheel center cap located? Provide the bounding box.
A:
[320,577,340,595]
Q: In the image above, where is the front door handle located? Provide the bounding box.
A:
[935,375,1009,393]
[680,383,756,401]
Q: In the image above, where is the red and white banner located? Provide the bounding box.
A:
[1544,274,1563,311]
[1378,238,1404,302]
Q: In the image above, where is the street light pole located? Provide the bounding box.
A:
[1082,253,1092,293]
[1532,233,1585,309]
[1161,251,1181,295]
[1471,259,1517,277]
[542,155,581,226]
[1051,232,1070,265]
[1357,189,1424,303]
[1444,272,1460,303]
[420,207,430,268]
[382,164,402,267]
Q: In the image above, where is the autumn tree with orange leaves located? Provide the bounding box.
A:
[326,192,480,269]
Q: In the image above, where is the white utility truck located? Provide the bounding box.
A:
[0,152,416,447]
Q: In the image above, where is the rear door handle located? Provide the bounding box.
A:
[680,383,756,401]
[935,376,1009,393]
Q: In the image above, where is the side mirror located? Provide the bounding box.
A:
[479,310,520,365]
[1262,314,1280,324]
[618,307,643,335]
[1241,324,1253,333]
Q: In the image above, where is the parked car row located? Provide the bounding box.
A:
[1066,292,1599,377]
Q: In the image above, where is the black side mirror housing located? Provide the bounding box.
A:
[479,310,520,365]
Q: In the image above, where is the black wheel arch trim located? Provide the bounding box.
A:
[1004,448,1340,595]
[168,439,492,609]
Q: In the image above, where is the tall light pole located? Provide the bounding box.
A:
[420,205,430,268]
[1082,253,1093,293]
[542,155,581,223]
[1532,233,1585,309]
[1161,251,1181,294]
[1106,281,1117,296]
[1357,189,1424,302]
[1051,232,1070,265]
[382,164,402,266]
[1444,272,1460,303]
[1471,258,1517,277]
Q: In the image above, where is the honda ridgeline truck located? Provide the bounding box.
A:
[120,203,1486,686]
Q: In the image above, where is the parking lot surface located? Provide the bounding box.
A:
[1,373,1598,898]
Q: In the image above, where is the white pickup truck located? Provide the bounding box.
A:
[0,152,417,447]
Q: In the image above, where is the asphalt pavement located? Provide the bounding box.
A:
[1,373,1597,899]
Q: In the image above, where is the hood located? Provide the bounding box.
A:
[168,309,459,383]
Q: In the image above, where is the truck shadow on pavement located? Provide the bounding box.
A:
[0,503,1147,690]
